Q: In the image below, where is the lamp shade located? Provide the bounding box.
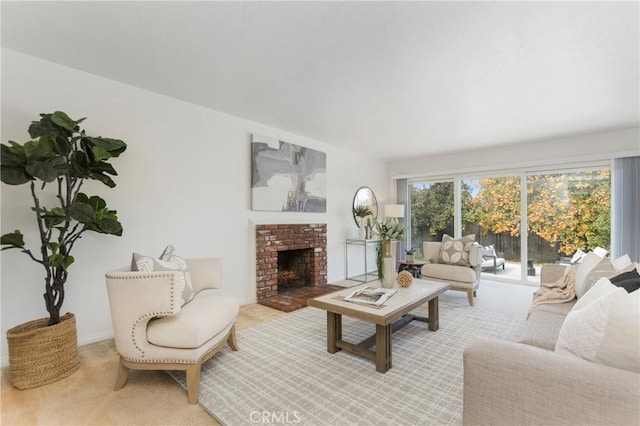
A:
[384,204,404,218]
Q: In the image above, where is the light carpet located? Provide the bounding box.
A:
[168,295,526,426]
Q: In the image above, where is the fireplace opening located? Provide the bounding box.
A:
[277,249,311,293]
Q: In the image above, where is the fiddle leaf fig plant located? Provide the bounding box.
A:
[1,111,127,326]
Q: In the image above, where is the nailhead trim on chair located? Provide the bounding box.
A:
[107,272,178,359]
[120,324,235,364]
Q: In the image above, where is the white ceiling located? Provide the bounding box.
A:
[2,1,639,160]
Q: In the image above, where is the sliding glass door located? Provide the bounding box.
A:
[408,181,454,257]
[462,176,521,280]
[405,166,611,285]
[526,169,611,282]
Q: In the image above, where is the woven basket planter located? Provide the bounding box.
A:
[6,312,80,389]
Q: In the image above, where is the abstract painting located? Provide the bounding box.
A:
[251,135,326,212]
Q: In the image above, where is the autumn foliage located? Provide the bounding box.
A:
[410,170,611,257]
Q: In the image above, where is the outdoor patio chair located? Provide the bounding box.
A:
[480,245,505,274]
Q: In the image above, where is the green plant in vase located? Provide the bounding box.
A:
[374,218,406,281]
[1,111,127,389]
[406,248,416,262]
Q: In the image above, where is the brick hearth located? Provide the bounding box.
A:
[255,223,327,301]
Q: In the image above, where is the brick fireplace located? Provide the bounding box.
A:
[255,223,327,301]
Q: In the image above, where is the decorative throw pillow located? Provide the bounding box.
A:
[160,244,195,304]
[579,257,617,298]
[611,254,632,272]
[555,280,640,373]
[131,244,194,305]
[438,234,475,266]
[610,268,640,293]
[574,252,605,298]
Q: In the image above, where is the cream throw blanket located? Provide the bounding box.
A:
[528,265,577,318]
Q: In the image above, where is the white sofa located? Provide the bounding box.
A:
[420,241,483,305]
[463,263,640,425]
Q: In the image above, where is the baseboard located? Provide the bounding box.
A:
[1,330,114,368]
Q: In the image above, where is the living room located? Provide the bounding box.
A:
[2,2,639,425]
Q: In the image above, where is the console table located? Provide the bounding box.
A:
[345,239,380,282]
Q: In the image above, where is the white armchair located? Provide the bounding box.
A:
[105,257,239,404]
[421,241,483,305]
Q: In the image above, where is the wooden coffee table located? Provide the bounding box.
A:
[307,279,451,373]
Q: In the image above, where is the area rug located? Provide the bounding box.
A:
[168,295,526,426]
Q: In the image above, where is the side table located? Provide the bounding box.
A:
[397,260,426,278]
[345,239,380,282]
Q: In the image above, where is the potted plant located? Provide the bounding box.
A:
[1,111,127,389]
[374,218,406,287]
[406,249,416,262]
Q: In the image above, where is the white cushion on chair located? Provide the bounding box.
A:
[147,291,239,349]
[422,263,477,283]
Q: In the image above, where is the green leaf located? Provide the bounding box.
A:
[63,255,75,270]
[53,135,72,156]
[86,195,106,211]
[88,172,116,188]
[29,113,73,139]
[75,193,89,203]
[49,254,75,270]
[1,230,25,249]
[41,207,67,228]
[96,218,123,236]
[25,161,58,182]
[1,143,27,166]
[47,242,60,254]
[86,137,127,157]
[1,166,31,185]
[69,202,94,223]
[51,111,81,131]
[23,138,54,159]
[91,161,117,176]
[91,145,110,162]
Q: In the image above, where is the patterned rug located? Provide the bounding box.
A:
[168,294,526,426]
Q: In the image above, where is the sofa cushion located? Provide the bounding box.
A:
[438,234,475,266]
[519,308,568,350]
[422,262,477,283]
[147,290,239,349]
[556,279,640,373]
[531,300,576,316]
[612,254,632,272]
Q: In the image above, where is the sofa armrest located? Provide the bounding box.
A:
[468,243,483,267]
[463,337,640,426]
[540,263,567,285]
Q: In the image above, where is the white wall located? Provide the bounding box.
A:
[390,127,640,179]
[0,49,389,365]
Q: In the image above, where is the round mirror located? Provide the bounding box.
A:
[352,186,378,227]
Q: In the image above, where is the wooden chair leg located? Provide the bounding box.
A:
[227,325,239,351]
[114,361,130,390]
[467,289,474,306]
[186,363,201,404]
[473,290,477,297]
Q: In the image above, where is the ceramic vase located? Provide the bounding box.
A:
[381,256,396,288]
